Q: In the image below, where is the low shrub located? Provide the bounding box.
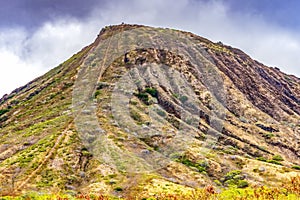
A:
[144,87,158,97]
[237,180,249,188]
[292,165,300,170]
[0,108,9,116]
[175,156,208,173]
[267,159,282,165]
[272,154,284,161]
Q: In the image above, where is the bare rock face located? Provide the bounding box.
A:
[0,24,300,196]
[208,45,300,120]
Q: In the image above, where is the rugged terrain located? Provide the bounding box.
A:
[0,24,300,198]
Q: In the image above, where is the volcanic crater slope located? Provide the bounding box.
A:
[0,24,300,197]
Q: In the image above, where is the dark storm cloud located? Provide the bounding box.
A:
[0,0,106,29]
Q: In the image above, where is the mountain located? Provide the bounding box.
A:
[1,24,300,198]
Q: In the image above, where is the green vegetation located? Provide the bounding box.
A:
[130,109,143,124]
[114,186,123,192]
[134,92,149,104]
[172,93,179,99]
[237,180,249,188]
[256,156,283,165]
[144,87,158,97]
[263,133,275,139]
[5,175,300,199]
[272,154,284,161]
[1,24,300,199]
[257,156,267,162]
[36,169,60,188]
[94,90,101,98]
[175,155,208,173]
[134,87,158,105]
[155,108,166,117]
[172,93,188,103]
[179,95,188,103]
[207,43,232,54]
[0,192,117,200]
[224,170,242,180]
[267,160,282,165]
[220,170,249,188]
[292,165,300,170]
[81,147,93,157]
[0,108,10,116]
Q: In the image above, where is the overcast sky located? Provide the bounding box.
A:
[0,0,300,96]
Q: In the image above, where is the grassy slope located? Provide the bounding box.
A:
[0,24,300,199]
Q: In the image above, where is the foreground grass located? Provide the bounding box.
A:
[2,176,300,200]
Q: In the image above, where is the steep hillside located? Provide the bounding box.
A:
[0,24,300,198]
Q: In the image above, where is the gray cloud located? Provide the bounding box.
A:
[0,0,299,96]
[0,0,105,30]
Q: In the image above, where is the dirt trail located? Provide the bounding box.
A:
[16,125,71,191]
[16,28,118,192]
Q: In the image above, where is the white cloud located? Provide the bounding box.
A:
[0,49,39,96]
[0,19,100,96]
[24,19,95,68]
[0,0,299,96]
